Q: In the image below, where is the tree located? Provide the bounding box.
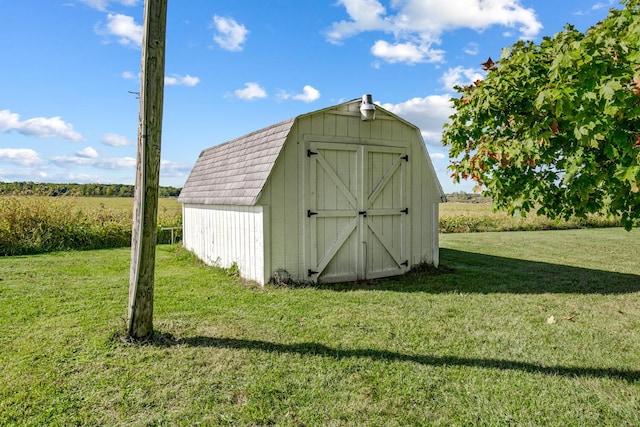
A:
[442,0,640,230]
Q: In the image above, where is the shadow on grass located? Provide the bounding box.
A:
[314,248,640,294]
[147,334,640,383]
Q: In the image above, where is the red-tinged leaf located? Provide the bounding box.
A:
[471,173,483,184]
[632,76,640,97]
[481,57,496,71]
[550,122,559,135]
[633,134,640,148]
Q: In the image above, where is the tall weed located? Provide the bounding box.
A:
[0,197,181,255]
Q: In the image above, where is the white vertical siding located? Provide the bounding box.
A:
[256,126,302,281]
[182,204,266,284]
[409,127,443,267]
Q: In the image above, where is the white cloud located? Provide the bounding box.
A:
[0,168,48,181]
[574,0,614,16]
[371,40,444,64]
[279,85,321,103]
[102,133,133,147]
[430,152,446,160]
[0,110,20,131]
[326,0,391,44]
[441,66,485,90]
[77,0,137,12]
[96,13,142,47]
[160,159,193,175]
[327,0,542,63]
[0,109,83,141]
[51,156,95,167]
[51,155,136,169]
[381,95,453,144]
[0,148,43,166]
[464,42,479,55]
[76,147,98,158]
[233,82,267,100]
[121,71,137,80]
[212,16,249,52]
[95,157,136,169]
[592,0,614,11]
[293,85,321,102]
[165,74,200,87]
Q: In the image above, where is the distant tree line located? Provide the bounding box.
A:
[0,182,181,197]
[445,192,492,203]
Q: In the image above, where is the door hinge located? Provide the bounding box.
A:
[308,269,319,276]
[401,154,409,162]
[359,211,367,217]
[401,208,409,214]
[307,210,318,217]
[401,260,409,267]
[307,150,318,157]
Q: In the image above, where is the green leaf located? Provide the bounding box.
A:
[599,79,622,101]
[534,90,548,110]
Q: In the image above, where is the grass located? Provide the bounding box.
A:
[1,229,639,425]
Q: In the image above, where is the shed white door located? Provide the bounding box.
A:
[307,142,409,282]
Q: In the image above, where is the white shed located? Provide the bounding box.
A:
[178,95,446,285]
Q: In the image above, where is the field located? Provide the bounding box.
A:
[67,196,182,216]
[0,195,622,256]
[0,197,182,255]
[1,228,639,425]
[439,201,621,232]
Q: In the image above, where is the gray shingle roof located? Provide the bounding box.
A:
[178,117,295,205]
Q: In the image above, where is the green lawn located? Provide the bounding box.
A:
[1,229,639,425]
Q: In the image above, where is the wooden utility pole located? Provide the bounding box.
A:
[127,0,168,339]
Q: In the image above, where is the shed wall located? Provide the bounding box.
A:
[256,123,304,280]
[182,204,266,284]
[257,103,441,282]
[409,128,441,267]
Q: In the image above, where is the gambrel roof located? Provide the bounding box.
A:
[178,98,446,206]
[178,117,295,205]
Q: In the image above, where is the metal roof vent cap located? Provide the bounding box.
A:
[360,94,376,121]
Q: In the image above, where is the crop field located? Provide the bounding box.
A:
[67,196,181,216]
[0,196,181,255]
[439,201,621,233]
[1,228,639,425]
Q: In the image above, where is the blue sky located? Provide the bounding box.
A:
[0,0,617,193]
